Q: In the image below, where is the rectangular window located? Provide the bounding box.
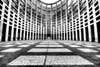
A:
[96,15,100,20]
[95,6,99,11]
[95,11,100,16]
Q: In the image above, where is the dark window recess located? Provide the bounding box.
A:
[3,19,7,22]
[5,6,8,10]
[85,19,88,22]
[9,22,12,25]
[90,20,94,23]
[15,18,17,20]
[84,12,87,15]
[1,23,6,41]
[5,10,8,14]
[80,19,83,21]
[10,15,13,17]
[89,11,93,15]
[90,16,93,19]
[89,7,92,11]
[15,15,17,17]
[0,10,2,14]
[96,15,100,20]
[85,23,88,26]
[15,21,17,23]
[80,16,83,18]
[0,5,2,9]
[0,16,1,20]
[10,11,13,14]
[81,25,83,27]
[95,6,99,11]
[10,18,13,21]
[95,11,100,16]
[89,0,93,7]
[4,14,7,18]
[94,1,98,6]
[0,0,3,4]
[84,16,87,18]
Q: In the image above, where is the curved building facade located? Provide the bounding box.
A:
[0,0,100,42]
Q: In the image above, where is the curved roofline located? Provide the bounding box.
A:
[38,0,61,5]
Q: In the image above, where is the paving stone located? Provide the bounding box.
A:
[8,55,45,65]
[77,48,98,53]
[28,48,48,52]
[48,48,72,52]
[17,45,30,47]
[0,48,22,52]
[46,55,94,65]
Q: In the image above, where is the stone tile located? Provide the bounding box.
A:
[17,45,30,47]
[0,48,21,52]
[48,45,63,47]
[8,55,45,65]
[35,45,49,47]
[1,45,15,47]
[48,48,72,52]
[28,48,48,52]
[68,45,81,47]
[0,55,4,58]
[77,48,98,53]
[46,55,94,65]
[83,45,96,48]
[95,55,100,58]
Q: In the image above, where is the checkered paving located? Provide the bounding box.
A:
[0,40,100,67]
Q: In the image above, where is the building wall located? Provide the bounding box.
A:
[0,0,100,43]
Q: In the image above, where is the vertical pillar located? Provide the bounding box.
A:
[61,1,63,40]
[56,4,58,40]
[43,27,44,40]
[51,6,53,40]
[83,13,86,41]
[35,1,38,40]
[16,0,21,41]
[11,13,15,41]
[86,0,92,42]
[64,24,65,40]
[66,0,68,40]
[30,1,33,40]
[77,0,82,41]
[46,16,47,40]
[23,0,27,40]
[92,0,98,42]
[20,17,23,40]
[0,3,5,41]
[71,0,74,41]
[40,5,42,40]
[5,0,12,41]
[75,19,78,40]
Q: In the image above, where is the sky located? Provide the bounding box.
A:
[41,0,59,3]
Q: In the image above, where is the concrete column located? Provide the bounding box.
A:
[0,3,5,42]
[20,17,23,40]
[86,0,92,42]
[11,13,15,41]
[41,11,42,40]
[23,0,27,40]
[66,0,68,40]
[35,2,38,40]
[56,4,58,40]
[71,0,74,41]
[77,0,82,41]
[61,1,63,40]
[75,18,78,41]
[30,1,33,40]
[83,13,86,41]
[5,0,12,41]
[92,0,98,42]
